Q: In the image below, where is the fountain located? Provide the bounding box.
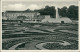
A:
[56,7,60,19]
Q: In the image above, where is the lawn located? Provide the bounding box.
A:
[2,23,78,50]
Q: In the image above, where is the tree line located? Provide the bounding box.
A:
[58,5,78,20]
[25,5,78,20]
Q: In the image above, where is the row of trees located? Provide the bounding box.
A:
[25,5,78,20]
[34,6,56,18]
[58,5,78,20]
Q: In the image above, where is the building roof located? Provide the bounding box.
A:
[5,11,38,13]
[2,20,20,22]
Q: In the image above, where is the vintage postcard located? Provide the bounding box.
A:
[1,0,80,52]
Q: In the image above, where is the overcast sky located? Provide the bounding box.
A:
[2,0,78,12]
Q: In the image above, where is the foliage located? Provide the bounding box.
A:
[58,5,78,20]
[32,5,78,19]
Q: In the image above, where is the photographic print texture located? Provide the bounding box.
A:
[2,0,78,50]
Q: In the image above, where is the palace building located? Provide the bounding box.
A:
[3,11,40,20]
[2,8,72,23]
[2,11,45,23]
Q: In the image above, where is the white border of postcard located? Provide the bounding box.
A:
[0,0,80,52]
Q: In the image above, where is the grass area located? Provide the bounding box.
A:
[2,23,78,50]
[43,42,78,50]
[2,38,32,50]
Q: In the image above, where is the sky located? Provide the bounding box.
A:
[2,0,78,12]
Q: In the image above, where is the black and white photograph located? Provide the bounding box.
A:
[2,0,78,50]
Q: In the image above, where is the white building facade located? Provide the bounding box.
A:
[2,11,43,23]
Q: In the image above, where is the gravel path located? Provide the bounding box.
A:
[18,40,45,50]
[24,42,40,50]
[9,42,25,50]
[8,40,45,50]
[59,30,78,34]
[36,41,71,50]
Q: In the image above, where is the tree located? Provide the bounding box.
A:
[67,5,78,20]
[25,5,78,20]
[58,6,68,17]
[58,5,78,20]
[25,9,33,12]
[38,5,56,18]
